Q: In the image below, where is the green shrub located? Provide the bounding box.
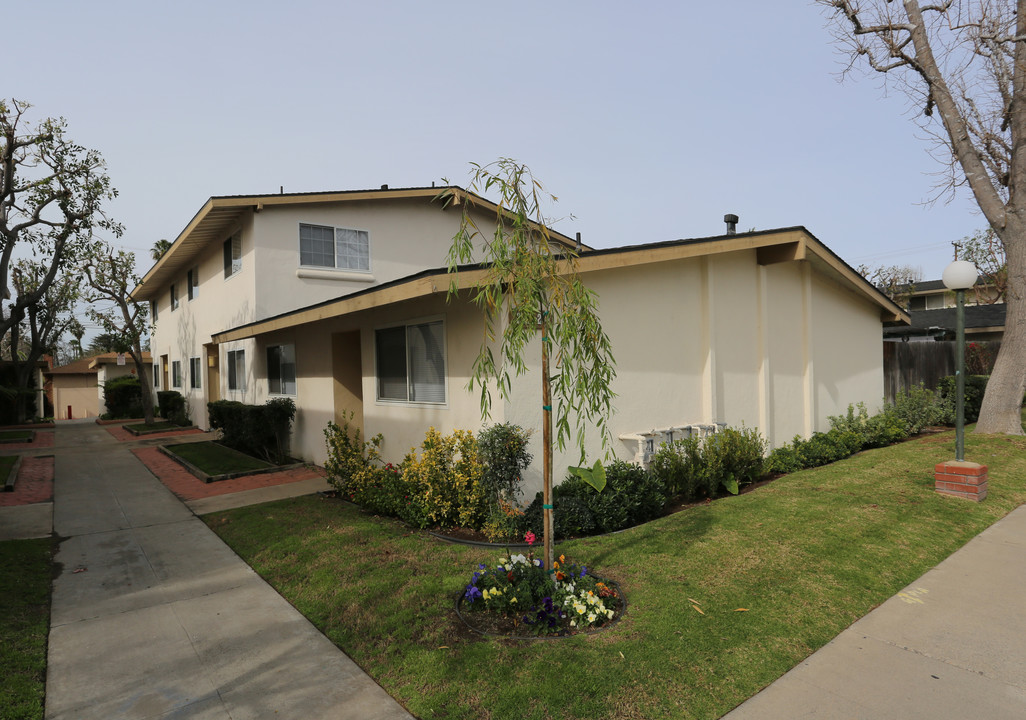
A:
[103,375,142,418]
[400,428,487,529]
[765,442,805,475]
[649,435,706,499]
[477,423,533,504]
[828,402,909,449]
[937,375,989,424]
[209,398,295,463]
[887,383,952,435]
[524,461,666,539]
[704,425,766,494]
[157,390,188,424]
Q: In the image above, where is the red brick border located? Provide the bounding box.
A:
[103,424,204,442]
[0,456,54,507]
[131,446,326,501]
[934,461,988,502]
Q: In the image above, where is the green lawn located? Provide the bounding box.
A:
[0,430,32,441]
[123,420,183,432]
[0,539,51,720]
[166,441,273,476]
[205,428,1026,720]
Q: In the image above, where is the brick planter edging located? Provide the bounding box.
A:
[96,417,145,426]
[3,455,23,491]
[0,431,34,444]
[156,445,307,484]
[126,424,199,436]
[935,461,989,502]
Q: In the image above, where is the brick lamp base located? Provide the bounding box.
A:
[934,461,989,502]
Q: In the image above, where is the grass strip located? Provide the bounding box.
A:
[206,429,1026,720]
[123,421,182,432]
[166,441,272,476]
[0,538,52,720]
[0,430,32,441]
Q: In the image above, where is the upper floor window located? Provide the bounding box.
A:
[223,232,242,278]
[375,320,445,404]
[171,360,182,389]
[153,363,160,389]
[150,299,158,322]
[187,267,199,300]
[299,223,370,272]
[267,344,297,395]
[170,284,179,311]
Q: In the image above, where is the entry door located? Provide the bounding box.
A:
[332,331,364,433]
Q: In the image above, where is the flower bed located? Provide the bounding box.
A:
[457,544,623,638]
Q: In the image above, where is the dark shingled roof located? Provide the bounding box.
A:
[884,304,1005,337]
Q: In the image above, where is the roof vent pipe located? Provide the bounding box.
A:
[575,232,582,253]
[724,214,739,235]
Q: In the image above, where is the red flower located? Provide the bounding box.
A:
[507,571,514,581]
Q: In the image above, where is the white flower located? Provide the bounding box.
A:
[510,553,528,565]
[606,609,614,619]
[570,619,577,627]
[587,612,597,623]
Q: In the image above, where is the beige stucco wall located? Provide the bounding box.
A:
[148,197,472,432]
[54,375,98,420]
[273,292,495,465]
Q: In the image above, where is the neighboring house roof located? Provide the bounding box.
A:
[883,304,1006,338]
[132,185,584,301]
[213,226,909,344]
[47,352,153,376]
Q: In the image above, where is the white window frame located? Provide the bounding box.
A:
[187,267,199,301]
[266,343,297,396]
[153,363,160,389]
[150,299,158,322]
[171,360,182,389]
[227,349,246,392]
[374,317,447,406]
[298,222,371,273]
[170,283,179,311]
[223,232,242,279]
[189,357,202,390]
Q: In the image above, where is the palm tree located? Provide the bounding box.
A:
[150,239,172,261]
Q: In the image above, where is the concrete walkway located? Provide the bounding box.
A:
[45,420,412,720]
[722,503,1026,719]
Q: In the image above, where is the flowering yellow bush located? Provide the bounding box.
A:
[400,427,488,528]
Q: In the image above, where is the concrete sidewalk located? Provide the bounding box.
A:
[45,421,411,720]
[722,504,1026,719]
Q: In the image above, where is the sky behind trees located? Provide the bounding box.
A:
[9,1,982,299]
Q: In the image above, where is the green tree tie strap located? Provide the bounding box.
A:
[543,504,553,509]
[542,405,551,411]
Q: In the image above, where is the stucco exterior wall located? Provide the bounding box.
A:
[54,375,98,420]
[250,198,464,320]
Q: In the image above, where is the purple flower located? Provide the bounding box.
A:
[580,566,587,578]
[464,586,482,603]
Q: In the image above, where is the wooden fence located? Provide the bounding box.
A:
[883,340,1000,404]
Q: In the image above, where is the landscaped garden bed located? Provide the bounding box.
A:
[123,421,197,436]
[1,454,20,491]
[206,426,1026,719]
[0,429,34,444]
[159,441,304,483]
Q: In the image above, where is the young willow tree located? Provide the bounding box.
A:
[83,245,154,424]
[820,1,1026,434]
[439,160,616,570]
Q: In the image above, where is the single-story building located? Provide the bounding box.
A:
[47,352,153,420]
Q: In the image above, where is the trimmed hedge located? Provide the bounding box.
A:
[103,375,143,419]
[156,390,188,424]
[208,398,296,464]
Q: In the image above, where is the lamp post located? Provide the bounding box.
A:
[941,260,978,461]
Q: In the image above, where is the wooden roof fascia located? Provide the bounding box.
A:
[212,227,905,343]
[211,267,492,344]
[800,236,910,325]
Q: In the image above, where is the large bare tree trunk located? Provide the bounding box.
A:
[977,220,1026,434]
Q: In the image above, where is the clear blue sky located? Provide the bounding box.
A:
[10,0,982,301]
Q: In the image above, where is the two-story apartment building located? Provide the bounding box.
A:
[134,186,907,495]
